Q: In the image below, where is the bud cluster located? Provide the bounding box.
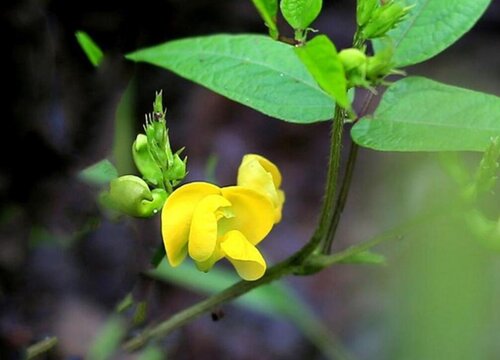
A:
[101,91,187,218]
[357,0,412,40]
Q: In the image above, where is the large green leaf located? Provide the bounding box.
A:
[126,34,334,123]
[374,0,491,67]
[351,77,500,152]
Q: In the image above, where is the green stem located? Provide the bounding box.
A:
[308,203,452,269]
[26,337,58,359]
[321,92,375,253]
[298,106,345,259]
[123,258,298,351]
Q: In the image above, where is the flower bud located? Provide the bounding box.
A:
[100,175,167,218]
[361,1,410,39]
[356,0,378,27]
[339,48,367,72]
[132,134,163,186]
[366,46,394,80]
[164,153,187,184]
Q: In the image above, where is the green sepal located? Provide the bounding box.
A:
[100,175,167,218]
[164,153,187,184]
[132,134,163,186]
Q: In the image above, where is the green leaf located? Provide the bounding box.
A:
[251,0,279,39]
[148,260,350,358]
[78,159,118,186]
[75,31,104,67]
[294,35,349,108]
[280,0,323,30]
[351,77,500,152]
[374,0,491,67]
[126,34,334,124]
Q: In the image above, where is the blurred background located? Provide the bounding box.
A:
[2,0,500,359]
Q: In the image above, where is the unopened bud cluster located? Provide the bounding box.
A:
[101,91,187,218]
[357,0,412,40]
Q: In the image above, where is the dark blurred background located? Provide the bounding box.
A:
[1,0,500,359]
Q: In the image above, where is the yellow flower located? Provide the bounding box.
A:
[161,182,275,281]
[237,154,285,223]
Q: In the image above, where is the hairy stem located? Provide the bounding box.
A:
[322,92,375,253]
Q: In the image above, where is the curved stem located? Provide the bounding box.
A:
[123,258,298,351]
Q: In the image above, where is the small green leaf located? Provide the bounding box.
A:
[78,159,118,186]
[251,0,279,39]
[352,77,500,152]
[337,250,386,265]
[280,0,323,30]
[373,0,491,67]
[294,35,349,108]
[126,34,334,124]
[75,31,104,67]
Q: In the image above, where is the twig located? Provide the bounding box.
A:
[26,336,58,359]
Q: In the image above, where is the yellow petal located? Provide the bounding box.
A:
[189,194,231,262]
[220,186,274,246]
[237,154,284,223]
[194,245,224,272]
[239,154,282,188]
[161,182,220,267]
[220,230,267,281]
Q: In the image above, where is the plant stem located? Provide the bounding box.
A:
[298,106,345,259]
[123,258,298,351]
[26,337,58,359]
[321,92,375,253]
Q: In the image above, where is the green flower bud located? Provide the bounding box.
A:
[366,46,394,80]
[132,134,163,186]
[164,153,187,183]
[362,1,410,39]
[100,175,167,218]
[356,0,378,27]
[339,48,367,72]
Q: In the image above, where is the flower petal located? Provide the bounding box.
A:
[161,182,220,267]
[220,186,274,245]
[239,154,282,188]
[220,230,267,281]
[189,194,231,262]
[237,154,284,223]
